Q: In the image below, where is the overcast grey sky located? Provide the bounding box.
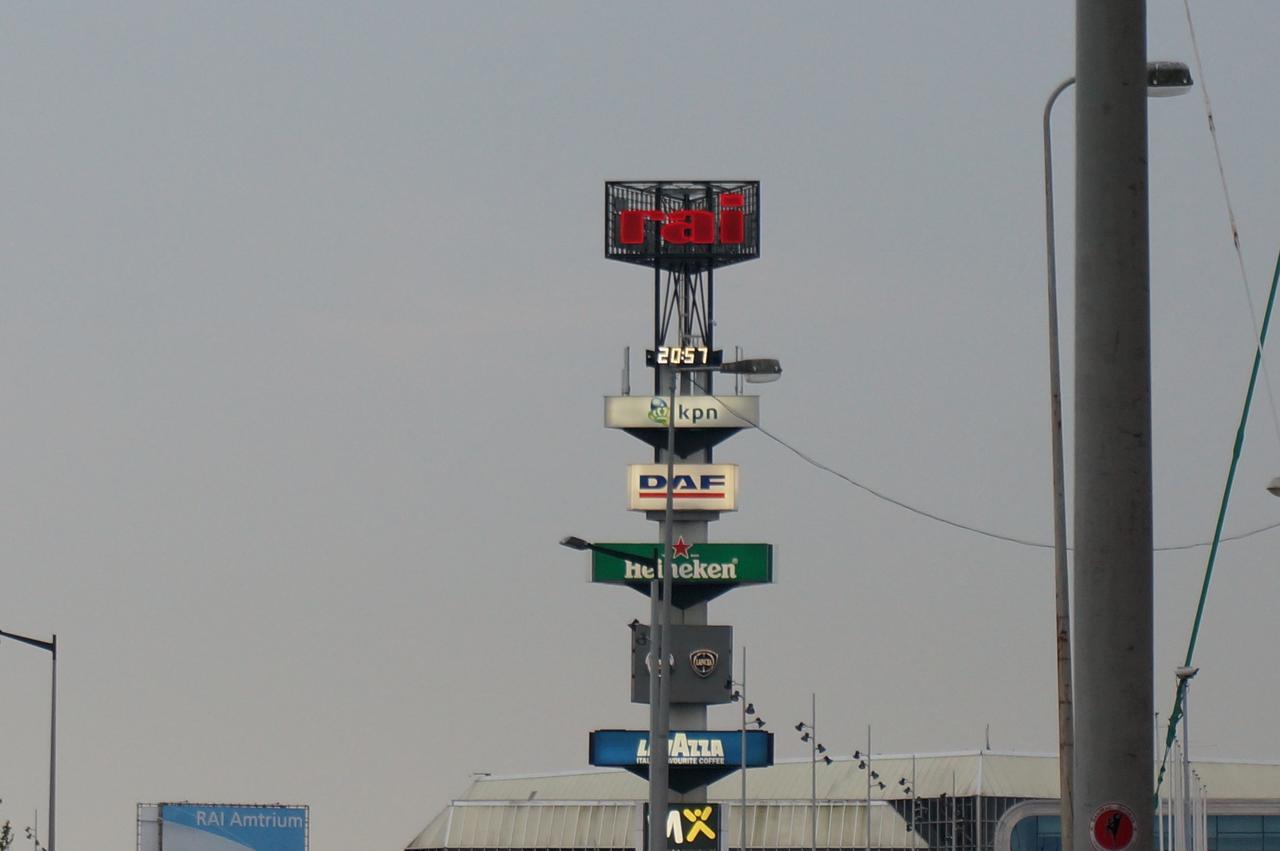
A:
[4,4,1280,851]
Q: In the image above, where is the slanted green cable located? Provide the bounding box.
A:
[1155,248,1280,805]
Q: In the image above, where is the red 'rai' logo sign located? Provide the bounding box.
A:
[618,194,744,245]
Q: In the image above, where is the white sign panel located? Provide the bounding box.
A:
[627,464,738,512]
[605,395,759,429]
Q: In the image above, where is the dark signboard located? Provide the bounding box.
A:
[631,624,733,705]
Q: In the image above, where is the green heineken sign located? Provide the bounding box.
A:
[590,539,773,607]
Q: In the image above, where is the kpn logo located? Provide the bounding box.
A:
[647,396,671,426]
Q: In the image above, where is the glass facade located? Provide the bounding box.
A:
[1009,815,1280,851]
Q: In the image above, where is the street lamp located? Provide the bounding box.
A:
[794,695,831,851]
[1266,477,1280,497]
[1175,667,1199,851]
[1041,59,1193,851]
[559,536,659,567]
[0,629,56,851]
[563,354,781,851]
[729,650,765,851]
[851,730,877,851]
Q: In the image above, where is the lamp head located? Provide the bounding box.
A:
[1147,61,1193,97]
[720,357,783,383]
[560,536,592,551]
[1175,665,1200,681]
[795,722,806,732]
[1267,476,1280,497]
[745,702,755,714]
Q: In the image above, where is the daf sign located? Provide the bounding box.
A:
[627,464,738,512]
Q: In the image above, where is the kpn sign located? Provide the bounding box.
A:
[605,395,759,430]
[628,464,738,512]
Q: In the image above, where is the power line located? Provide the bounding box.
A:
[704,390,1280,553]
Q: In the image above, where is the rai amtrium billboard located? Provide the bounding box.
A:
[138,803,308,851]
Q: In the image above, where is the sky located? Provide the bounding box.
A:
[4,3,1280,851]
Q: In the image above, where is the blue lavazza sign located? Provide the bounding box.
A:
[159,804,308,851]
[589,729,773,769]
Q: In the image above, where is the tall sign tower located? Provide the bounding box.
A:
[578,181,776,851]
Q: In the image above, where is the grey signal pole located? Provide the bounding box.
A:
[1073,2,1154,849]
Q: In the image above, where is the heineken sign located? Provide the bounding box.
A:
[590,539,773,585]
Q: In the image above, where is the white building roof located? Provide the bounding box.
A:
[406,751,1280,850]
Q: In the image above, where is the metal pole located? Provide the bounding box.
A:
[649,365,677,851]
[951,772,957,851]
[0,629,56,851]
[1043,78,1077,851]
[1172,740,1182,851]
[48,635,56,851]
[811,693,817,851]
[911,755,917,837]
[1073,3,1153,849]
[647,514,663,851]
[1156,714,1164,851]
[865,727,871,851]
[741,648,748,851]
[1181,681,1193,851]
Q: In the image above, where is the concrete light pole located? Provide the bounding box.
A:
[1072,1,1154,846]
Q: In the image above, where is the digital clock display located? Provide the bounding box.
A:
[645,347,724,367]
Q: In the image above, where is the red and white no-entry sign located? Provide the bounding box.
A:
[1090,803,1137,851]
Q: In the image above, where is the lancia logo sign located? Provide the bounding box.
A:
[690,649,719,678]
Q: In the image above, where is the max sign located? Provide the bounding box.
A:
[627,464,738,512]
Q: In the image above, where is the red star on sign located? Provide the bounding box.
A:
[672,537,692,558]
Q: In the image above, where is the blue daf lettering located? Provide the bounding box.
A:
[638,474,726,490]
